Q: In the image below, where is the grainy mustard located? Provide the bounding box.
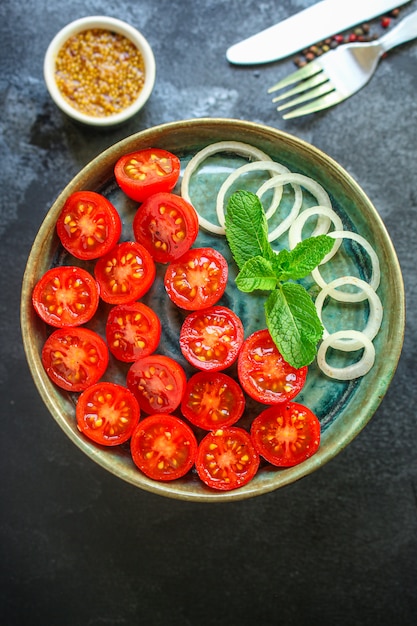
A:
[54,28,146,117]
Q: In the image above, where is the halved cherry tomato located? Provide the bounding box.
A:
[238,329,307,404]
[130,413,198,481]
[164,247,228,309]
[32,265,99,328]
[106,302,161,362]
[41,327,109,392]
[195,427,259,491]
[56,191,122,260]
[76,382,140,446]
[250,402,321,467]
[181,371,245,430]
[133,192,199,263]
[94,241,156,304]
[126,354,187,414]
[179,306,244,372]
[114,148,181,202]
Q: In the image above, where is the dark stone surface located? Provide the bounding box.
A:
[1,1,417,624]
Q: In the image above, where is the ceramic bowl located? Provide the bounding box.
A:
[43,16,156,127]
[21,118,405,501]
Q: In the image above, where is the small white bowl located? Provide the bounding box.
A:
[44,16,156,127]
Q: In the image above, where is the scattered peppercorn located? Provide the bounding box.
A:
[54,28,146,117]
[292,10,401,67]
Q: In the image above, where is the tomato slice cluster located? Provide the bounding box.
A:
[133,192,199,263]
[238,329,308,405]
[181,371,245,430]
[114,148,181,202]
[251,403,321,467]
[179,305,244,372]
[196,427,259,491]
[126,355,187,415]
[76,382,140,446]
[94,241,156,304]
[106,302,161,362]
[41,327,109,392]
[32,265,99,328]
[56,190,122,260]
[33,147,321,492]
[130,414,197,481]
[164,247,228,310]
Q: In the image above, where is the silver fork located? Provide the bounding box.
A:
[268,10,417,119]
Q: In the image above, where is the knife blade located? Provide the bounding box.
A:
[226,0,411,65]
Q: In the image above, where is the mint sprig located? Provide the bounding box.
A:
[225,190,335,369]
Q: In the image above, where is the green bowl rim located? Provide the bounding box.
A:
[20,117,405,502]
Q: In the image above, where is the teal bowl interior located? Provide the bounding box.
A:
[20,118,405,502]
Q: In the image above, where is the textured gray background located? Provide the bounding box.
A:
[1,1,417,624]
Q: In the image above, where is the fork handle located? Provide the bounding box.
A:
[379,10,417,52]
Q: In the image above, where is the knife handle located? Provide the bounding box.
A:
[380,10,417,51]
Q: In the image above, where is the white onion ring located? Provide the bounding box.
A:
[215,160,293,230]
[317,330,376,380]
[288,205,344,261]
[256,173,332,241]
[315,276,383,350]
[312,230,381,302]
[181,141,276,234]
[180,143,383,382]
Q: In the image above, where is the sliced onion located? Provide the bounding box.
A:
[215,160,292,230]
[256,173,332,241]
[288,205,344,261]
[181,141,276,235]
[312,230,381,302]
[317,330,376,380]
[315,276,383,350]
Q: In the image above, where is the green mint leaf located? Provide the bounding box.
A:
[270,248,292,279]
[235,256,278,293]
[275,235,335,281]
[224,190,334,368]
[265,283,324,368]
[225,190,272,269]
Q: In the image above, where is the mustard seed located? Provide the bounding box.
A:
[54,28,146,117]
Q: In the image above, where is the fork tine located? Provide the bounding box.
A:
[271,72,328,103]
[267,60,322,93]
[276,81,335,112]
[281,91,346,120]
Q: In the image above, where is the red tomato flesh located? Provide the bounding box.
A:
[41,327,109,392]
[251,402,321,467]
[179,305,244,372]
[127,354,187,414]
[76,382,140,446]
[130,413,198,481]
[238,329,307,404]
[106,302,161,362]
[32,265,99,328]
[164,247,228,309]
[181,371,245,430]
[133,192,199,263]
[94,241,156,304]
[56,191,122,260]
[114,148,181,202]
[196,427,259,491]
